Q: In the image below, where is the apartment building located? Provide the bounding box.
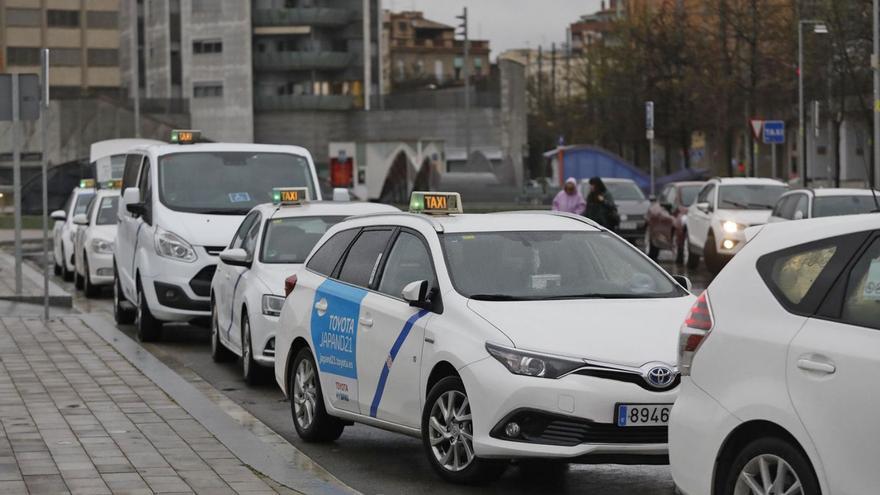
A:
[0,0,122,97]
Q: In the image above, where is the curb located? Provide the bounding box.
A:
[78,314,360,495]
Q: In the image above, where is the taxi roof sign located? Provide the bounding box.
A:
[272,187,310,206]
[102,179,122,190]
[79,179,96,189]
[409,191,463,215]
[170,129,201,144]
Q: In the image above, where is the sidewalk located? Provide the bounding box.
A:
[0,316,285,495]
[0,230,45,246]
[0,251,71,307]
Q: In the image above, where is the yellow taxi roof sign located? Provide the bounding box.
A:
[410,191,463,215]
[79,179,96,189]
[170,130,201,144]
[102,179,122,190]
[273,187,310,206]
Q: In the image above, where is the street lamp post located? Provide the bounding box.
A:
[798,20,828,188]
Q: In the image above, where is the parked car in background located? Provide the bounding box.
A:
[686,177,788,273]
[670,213,880,495]
[73,187,120,297]
[51,180,96,281]
[769,188,879,222]
[646,181,705,264]
[582,177,650,245]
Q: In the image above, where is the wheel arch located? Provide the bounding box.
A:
[285,337,311,396]
[712,420,816,495]
[425,361,459,398]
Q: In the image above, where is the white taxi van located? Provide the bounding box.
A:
[275,192,696,484]
[210,187,397,384]
[113,131,321,342]
[73,180,121,297]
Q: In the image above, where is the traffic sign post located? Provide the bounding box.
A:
[646,101,655,195]
[762,121,785,180]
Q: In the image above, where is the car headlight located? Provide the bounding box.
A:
[722,221,744,234]
[90,238,114,254]
[485,342,585,379]
[262,294,285,317]
[154,227,197,262]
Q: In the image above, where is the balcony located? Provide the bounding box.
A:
[253,51,352,71]
[252,8,353,28]
[254,94,355,112]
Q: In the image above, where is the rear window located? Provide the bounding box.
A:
[261,216,345,264]
[306,229,358,276]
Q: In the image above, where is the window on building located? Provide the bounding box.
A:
[88,49,119,66]
[47,9,81,28]
[193,82,223,98]
[86,11,118,29]
[6,8,41,27]
[50,48,82,67]
[193,39,223,54]
[398,21,407,32]
[6,47,40,66]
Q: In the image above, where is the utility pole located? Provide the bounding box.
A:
[456,7,471,159]
[363,0,372,110]
[550,42,557,110]
[41,49,50,320]
[874,0,880,188]
[130,0,141,137]
[12,74,22,295]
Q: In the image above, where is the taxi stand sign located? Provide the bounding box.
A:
[170,129,201,144]
[273,187,310,206]
[409,191,463,215]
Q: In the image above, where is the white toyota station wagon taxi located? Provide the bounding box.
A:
[275,192,696,483]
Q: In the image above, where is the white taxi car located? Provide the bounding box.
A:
[210,188,398,384]
[670,213,880,495]
[275,192,696,483]
[52,180,96,281]
[73,184,121,297]
[686,177,788,273]
[113,130,321,342]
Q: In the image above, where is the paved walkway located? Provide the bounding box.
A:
[0,316,285,495]
[0,251,70,306]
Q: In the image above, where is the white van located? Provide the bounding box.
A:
[90,138,164,183]
[113,133,322,341]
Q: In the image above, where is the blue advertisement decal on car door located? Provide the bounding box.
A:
[311,279,367,379]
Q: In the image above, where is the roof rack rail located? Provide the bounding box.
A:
[348,211,445,232]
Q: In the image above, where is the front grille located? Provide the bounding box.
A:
[203,246,225,256]
[572,367,680,392]
[189,265,216,297]
[491,409,668,447]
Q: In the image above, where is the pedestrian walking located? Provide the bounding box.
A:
[552,177,586,215]
[584,177,620,230]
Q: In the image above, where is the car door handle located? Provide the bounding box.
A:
[359,317,373,328]
[314,300,328,312]
[797,358,836,374]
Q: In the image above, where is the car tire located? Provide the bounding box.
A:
[422,376,507,484]
[135,283,162,342]
[721,436,819,495]
[289,347,345,442]
[53,259,62,276]
[241,313,264,385]
[210,302,235,363]
[686,238,701,270]
[61,246,73,282]
[83,256,99,298]
[113,269,135,324]
[704,234,724,275]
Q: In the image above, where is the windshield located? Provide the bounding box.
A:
[440,231,683,300]
[74,193,95,216]
[261,216,346,264]
[606,182,645,201]
[680,185,702,206]
[813,195,879,218]
[158,152,315,214]
[719,185,787,210]
[96,197,119,225]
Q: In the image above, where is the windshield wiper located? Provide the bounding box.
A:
[544,293,653,300]
[721,200,749,209]
[198,209,251,215]
[469,294,528,301]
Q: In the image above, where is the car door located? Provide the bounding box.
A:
[688,183,715,248]
[116,154,144,297]
[133,159,155,293]
[54,192,74,264]
[227,214,262,352]
[359,229,437,427]
[75,198,97,274]
[787,233,880,494]
[215,211,259,340]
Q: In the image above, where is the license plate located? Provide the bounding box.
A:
[616,403,671,427]
[621,221,637,230]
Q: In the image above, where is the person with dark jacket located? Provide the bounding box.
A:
[584,177,620,230]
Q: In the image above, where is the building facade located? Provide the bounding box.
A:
[0,0,122,97]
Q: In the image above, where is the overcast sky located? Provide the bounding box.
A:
[384,0,605,57]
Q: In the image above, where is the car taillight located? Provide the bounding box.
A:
[284,274,298,297]
[679,291,713,376]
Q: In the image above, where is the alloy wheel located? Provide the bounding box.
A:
[242,319,252,377]
[428,390,475,472]
[293,358,318,430]
[734,454,803,495]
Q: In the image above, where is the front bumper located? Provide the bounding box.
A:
[250,312,277,367]
[139,256,215,322]
[87,251,115,285]
[715,228,748,256]
[460,357,677,461]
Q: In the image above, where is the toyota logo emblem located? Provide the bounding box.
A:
[645,365,675,389]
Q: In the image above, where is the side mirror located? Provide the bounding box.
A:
[219,248,251,268]
[50,209,66,221]
[72,214,89,226]
[793,210,805,220]
[672,275,692,292]
[126,202,146,216]
[122,187,140,205]
[696,202,710,213]
[402,280,432,309]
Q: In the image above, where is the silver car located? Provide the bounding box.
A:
[581,178,650,244]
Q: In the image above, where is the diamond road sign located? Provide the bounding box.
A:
[763,120,785,144]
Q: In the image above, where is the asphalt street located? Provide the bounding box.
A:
[33,249,712,495]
